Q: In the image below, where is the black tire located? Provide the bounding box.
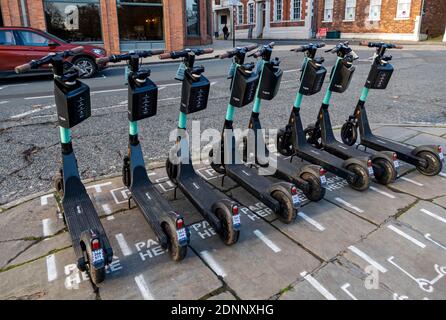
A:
[341,121,358,146]
[215,208,239,245]
[165,158,179,184]
[373,158,396,185]
[53,171,64,198]
[89,266,106,285]
[271,190,297,224]
[122,156,131,187]
[242,136,248,163]
[73,56,97,78]
[304,125,323,149]
[301,172,326,202]
[164,223,187,261]
[416,151,442,176]
[209,148,226,174]
[347,164,370,191]
[277,128,293,156]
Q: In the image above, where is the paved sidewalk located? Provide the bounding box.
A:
[0,124,445,300]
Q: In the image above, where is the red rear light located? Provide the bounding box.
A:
[392,153,398,161]
[291,186,298,195]
[438,146,443,153]
[91,239,100,250]
[176,218,184,230]
[319,168,327,176]
[367,160,372,167]
[232,205,239,216]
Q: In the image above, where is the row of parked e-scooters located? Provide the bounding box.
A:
[15,41,444,285]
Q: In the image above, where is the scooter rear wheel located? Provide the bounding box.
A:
[373,158,397,185]
[341,121,358,146]
[300,172,326,202]
[271,190,297,224]
[277,128,293,156]
[215,208,239,245]
[347,164,370,191]
[163,223,187,261]
[416,151,442,176]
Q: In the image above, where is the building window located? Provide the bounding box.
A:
[237,5,243,24]
[345,0,356,21]
[324,0,333,22]
[248,2,254,24]
[117,1,163,41]
[369,0,382,21]
[0,5,3,27]
[396,0,411,19]
[275,0,283,21]
[292,0,301,20]
[185,0,200,36]
[44,1,102,42]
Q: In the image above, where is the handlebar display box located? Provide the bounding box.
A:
[365,62,393,89]
[180,73,210,114]
[329,60,355,93]
[128,78,158,121]
[299,60,327,96]
[230,68,259,107]
[55,80,91,128]
[257,63,283,100]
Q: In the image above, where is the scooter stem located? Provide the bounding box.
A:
[252,60,265,114]
[322,57,341,105]
[226,104,235,121]
[59,127,71,144]
[178,111,187,129]
[360,87,369,102]
[129,121,138,135]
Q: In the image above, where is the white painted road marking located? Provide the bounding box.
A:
[421,208,446,224]
[401,177,424,186]
[300,271,337,300]
[200,250,226,278]
[10,104,55,119]
[298,211,325,231]
[369,186,396,199]
[40,194,53,206]
[348,245,388,273]
[115,233,133,256]
[24,95,54,100]
[283,69,299,73]
[253,229,281,253]
[102,204,115,220]
[0,101,9,105]
[46,254,58,282]
[86,181,112,193]
[439,172,446,178]
[42,218,52,237]
[334,197,364,213]
[387,225,426,248]
[134,274,154,300]
[341,283,358,300]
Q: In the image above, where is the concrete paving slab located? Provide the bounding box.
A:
[374,126,419,142]
[188,202,321,300]
[324,179,417,225]
[404,133,446,149]
[389,171,446,200]
[407,127,446,137]
[433,196,446,209]
[0,240,35,270]
[273,200,376,261]
[98,210,221,300]
[208,292,236,300]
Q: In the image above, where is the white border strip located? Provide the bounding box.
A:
[300,271,337,300]
[253,229,281,253]
[298,212,326,231]
[387,225,426,248]
[348,245,388,273]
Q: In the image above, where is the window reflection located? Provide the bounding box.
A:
[186,0,200,36]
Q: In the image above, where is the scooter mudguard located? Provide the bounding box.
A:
[342,157,368,170]
[411,145,444,162]
[211,199,240,231]
[370,151,399,171]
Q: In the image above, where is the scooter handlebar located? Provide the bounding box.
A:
[159,48,213,60]
[292,42,325,52]
[360,41,403,49]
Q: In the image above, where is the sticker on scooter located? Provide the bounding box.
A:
[393,160,400,169]
[387,256,446,293]
[292,194,300,208]
[320,175,327,186]
[368,166,374,177]
[439,152,444,162]
[232,214,241,228]
[176,228,188,245]
[91,249,105,268]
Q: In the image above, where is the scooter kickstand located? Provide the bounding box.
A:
[128,195,133,210]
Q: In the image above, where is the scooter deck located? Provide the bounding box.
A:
[361,134,416,163]
[324,140,370,161]
[62,177,112,261]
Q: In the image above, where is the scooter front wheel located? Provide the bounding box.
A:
[304,125,323,149]
[209,148,226,174]
[53,170,64,198]
[416,151,442,176]
[215,208,239,245]
[277,128,293,156]
[373,158,397,185]
[271,190,297,224]
[163,223,187,261]
[347,164,370,191]
[165,158,179,184]
[341,121,358,146]
[300,172,326,202]
[122,156,131,187]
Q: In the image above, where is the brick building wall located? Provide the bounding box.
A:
[421,0,446,38]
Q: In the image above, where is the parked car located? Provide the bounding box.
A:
[0,26,108,78]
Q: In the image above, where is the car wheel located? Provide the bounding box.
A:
[73,57,97,78]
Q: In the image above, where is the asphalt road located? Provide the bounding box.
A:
[0,47,445,204]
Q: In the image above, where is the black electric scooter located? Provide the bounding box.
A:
[305,42,398,185]
[162,48,241,245]
[242,42,327,202]
[341,41,444,176]
[209,45,301,224]
[97,50,190,261]
[16,48,113,284]
[276,43,370,191]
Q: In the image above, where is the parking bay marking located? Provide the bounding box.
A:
[115,233,133,256]
[369,186,396,199]
[200,250,226,278]
[253,229,281,253]
[348,245,388,273]
[10,104,55,119]
[401,177,424,187]
[102,204,115,220]
[134,274,154,300]
[341,283,358,300]
[387,225,426,249]
[297,211,325,231]
[300,271,337,300]
[41,194,54,206]
[42,218,53,238]
[421,208,446,225]
[86,181,112,193]
[334,197,364,213]
[46,254,58,282]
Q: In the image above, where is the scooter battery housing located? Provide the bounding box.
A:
[230,68,259,107]
[329,60,355,93]
[299,61,327,96]
[55,80,91,128]
[258,63,283,100]
[180,73,210,114]
[366,62,393,89]
[128,78,158,121]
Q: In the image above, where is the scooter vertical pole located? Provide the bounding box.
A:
[59,127,71,144]
[359,87,369,102]
[129,121,138,135]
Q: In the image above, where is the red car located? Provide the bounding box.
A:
[0,26,108,78]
